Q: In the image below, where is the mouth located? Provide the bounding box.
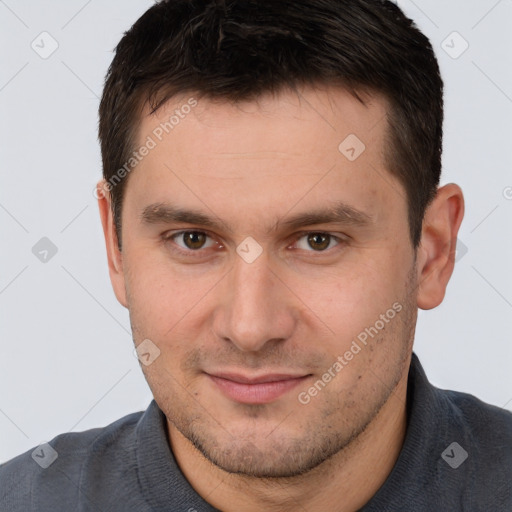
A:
[206,372,311,404]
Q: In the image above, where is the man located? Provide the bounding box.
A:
[1,0,511,510]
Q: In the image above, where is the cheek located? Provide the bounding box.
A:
[123,247,216,340]
[285,254,407,347]
[126,260,168,317]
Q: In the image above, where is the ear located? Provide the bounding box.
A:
[416,183,465,310]
[96,180,128,308]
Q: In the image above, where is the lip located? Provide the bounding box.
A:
[207,372,311,404]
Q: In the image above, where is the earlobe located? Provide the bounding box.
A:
[416,184,465,310]
[96,180,128,308]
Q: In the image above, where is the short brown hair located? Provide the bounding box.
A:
[99,0,444,250]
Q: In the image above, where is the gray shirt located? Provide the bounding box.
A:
[1,353,511,511]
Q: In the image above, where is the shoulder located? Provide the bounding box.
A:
[0,409,144,511]
[436,387,512,506]
[364,357,512,511]
[441,387,512,446]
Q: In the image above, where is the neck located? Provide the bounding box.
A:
[168,371,409,512]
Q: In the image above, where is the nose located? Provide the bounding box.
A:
[211,251,296,353]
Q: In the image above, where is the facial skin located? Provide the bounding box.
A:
[98,86,464,512]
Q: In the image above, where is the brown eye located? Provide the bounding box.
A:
[182,231,208,250]
[293,232,343,253]
[307,233,331,251]
[164,230,221,258]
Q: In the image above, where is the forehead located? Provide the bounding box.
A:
[138,85,388,155]
[122,86,404,235]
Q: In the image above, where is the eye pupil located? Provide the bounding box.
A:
[308,233,330,251]
[184,232,206,249]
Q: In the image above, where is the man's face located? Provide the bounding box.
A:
[115,86,419,477]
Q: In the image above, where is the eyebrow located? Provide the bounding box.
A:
[140,201,374,233]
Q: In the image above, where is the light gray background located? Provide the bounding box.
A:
[1,0,511,463]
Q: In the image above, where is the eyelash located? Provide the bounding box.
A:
[161,230,346,258]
